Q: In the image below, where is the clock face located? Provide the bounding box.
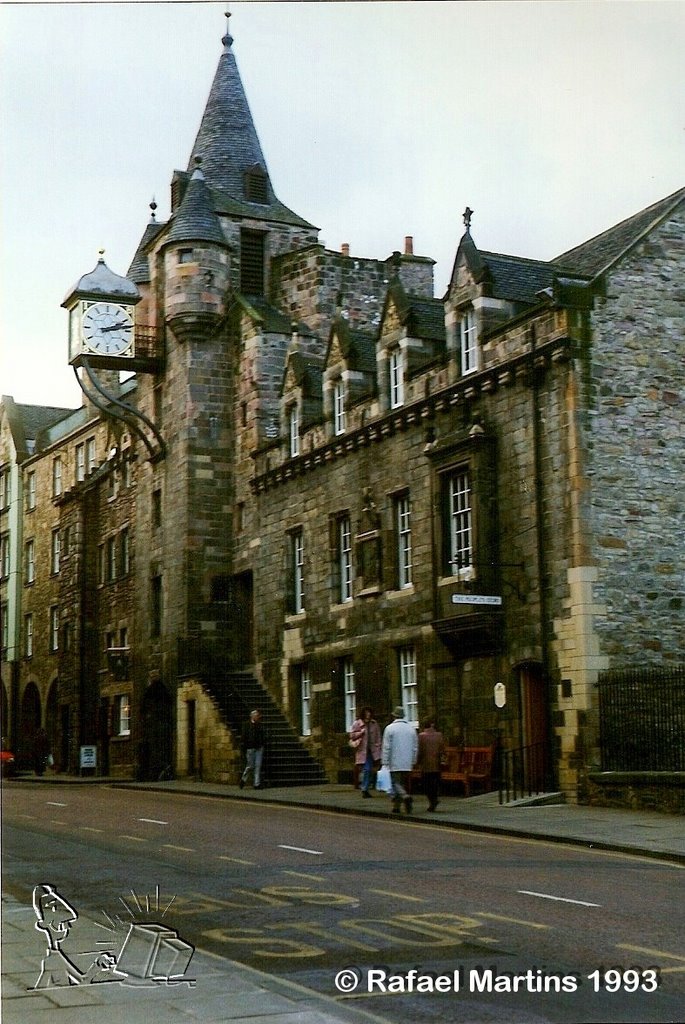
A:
[82,301,134,356]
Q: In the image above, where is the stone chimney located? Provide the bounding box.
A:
[341,243,350,257]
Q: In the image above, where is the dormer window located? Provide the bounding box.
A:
[389,347,404,409]
[459,308,479,375]
[333,379,346,435]
[244,166,268,205]
[289,404,300,457]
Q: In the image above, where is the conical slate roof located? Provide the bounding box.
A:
[164,165,227,246]
[188,20,272,202]
[184,19,315,230]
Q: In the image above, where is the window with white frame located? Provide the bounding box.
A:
[0,466,10,510]
[333,379,346,435]
[25,613,33,658]
[120,528,130,576]
[52,460,62,499]
[86,437,96,474]
[1,533,9,580]
[116,694,131,736]
[399,646,418,723]
[291,529,305,614]
[300,665,312,736]
[389,348,404,409]
[50,606,59,652]
[75,443,86,483]
[339,515,353,603]
[26,471,36,511]
[1,602,8,653]
[289,405,300,457]
[459,308,479,375]
[25,539,35,584]
[107,537,117,582]
[52,456,63,497]
[396,493,412,589]
[51,529,61,575]
[342,658,356,731]
[447,468,473,575]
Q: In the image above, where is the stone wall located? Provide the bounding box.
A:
[586,209,685,666]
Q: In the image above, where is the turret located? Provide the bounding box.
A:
[161,159,231,345]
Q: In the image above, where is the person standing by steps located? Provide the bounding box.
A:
[349,707,382,798]
[239,710,266,789]
[417,719,446,812]
[381,706,418,814]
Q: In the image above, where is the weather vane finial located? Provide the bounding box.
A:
[223,9,233,49]
[463,207,474,231]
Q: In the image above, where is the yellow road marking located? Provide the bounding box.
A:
[475,911,550,929]
[618,944,685,973]
[50,820,67,825]
[369,889,425,903]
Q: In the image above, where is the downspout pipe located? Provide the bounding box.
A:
[530,324,557,788]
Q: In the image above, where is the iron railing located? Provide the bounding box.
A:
[597,666,685,772]
[499,742,552,803]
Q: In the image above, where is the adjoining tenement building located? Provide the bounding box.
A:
[2,21,683,803]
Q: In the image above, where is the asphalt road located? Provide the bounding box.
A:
[3,782,684,1023]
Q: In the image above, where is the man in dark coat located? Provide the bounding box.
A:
[239,710,265,789]
[417,720,446,812]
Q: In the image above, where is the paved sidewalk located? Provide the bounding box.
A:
[1,891,389,1024]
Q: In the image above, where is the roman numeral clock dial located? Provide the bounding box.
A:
[82,301,134,356]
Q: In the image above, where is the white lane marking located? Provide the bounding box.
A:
[219,856,254,865]
[518,889,601,907]
[119,835,147,843]
[46,801,67,807]
[162,844,195,853]
[138,818,168,825]
[278,844,323,856]
[282,870,325,881]
[79,826,103,833]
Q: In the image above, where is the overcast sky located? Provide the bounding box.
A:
[1,0,683,409]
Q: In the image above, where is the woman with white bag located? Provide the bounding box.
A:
[349,707,382,798]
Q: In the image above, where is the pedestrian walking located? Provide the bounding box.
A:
[381,706,418,814]
[33,728,50,777]
[239,710,265,789]
[349,707,382,798]
[417,719,446,811]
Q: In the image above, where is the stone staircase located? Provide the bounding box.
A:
[202,670,327,787]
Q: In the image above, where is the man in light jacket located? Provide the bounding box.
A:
[381,706,419,814]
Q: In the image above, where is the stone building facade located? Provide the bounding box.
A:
[1,21,683,799]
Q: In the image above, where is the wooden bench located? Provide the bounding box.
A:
[442,745,494,797]
[412,744,494,798]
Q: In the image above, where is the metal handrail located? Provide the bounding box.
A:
[499,741,551,804]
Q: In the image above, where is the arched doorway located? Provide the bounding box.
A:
[140,680,173,781]
[1,683,9,744]
[46,681,58,769]
[19,682,41,768]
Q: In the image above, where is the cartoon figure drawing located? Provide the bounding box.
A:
[31,883,195,990]
[32,884,124,988]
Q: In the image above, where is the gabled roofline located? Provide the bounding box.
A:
[555,186,685,282]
